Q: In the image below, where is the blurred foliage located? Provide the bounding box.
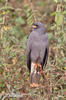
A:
[24,3,34,26]
[0,0,66,100]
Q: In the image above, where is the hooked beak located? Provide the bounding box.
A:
[30,25,37,32]
[32,25,37,29]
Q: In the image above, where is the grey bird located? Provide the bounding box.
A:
[26,22,49,87]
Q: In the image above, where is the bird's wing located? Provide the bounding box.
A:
[42,36,49,68]
[45,46,49,66]
[26,37,31,72]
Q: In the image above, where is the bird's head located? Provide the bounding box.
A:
[31,22,46,33]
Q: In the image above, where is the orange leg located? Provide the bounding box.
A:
[34,63,38,69]
[39,65,43,74]
[34,63,43,74]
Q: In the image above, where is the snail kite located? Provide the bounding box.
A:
[26,22,49,87]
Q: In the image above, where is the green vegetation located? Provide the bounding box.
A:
[0,0,66,100]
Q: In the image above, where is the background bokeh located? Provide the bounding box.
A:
[0,0,66,100]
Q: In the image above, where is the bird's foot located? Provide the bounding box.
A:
[30,83,39,87]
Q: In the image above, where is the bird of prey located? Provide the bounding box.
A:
[26,22,49,87]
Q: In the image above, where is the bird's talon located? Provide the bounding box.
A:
[30,83,39,87]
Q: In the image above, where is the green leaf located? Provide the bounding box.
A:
[63,11,66,15]
[5,47,10,53]
[48,33,54,40]
[50,11,56,16]
[55,12,64,26]
[15,17,25,24]
[0,6,14,11]
[0,65,3,68]
[54,0,58,3]
[0,17,3,22]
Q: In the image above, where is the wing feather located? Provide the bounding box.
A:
[42,42,49,68]
[26,38,31,72]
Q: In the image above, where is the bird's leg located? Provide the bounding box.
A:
[30,63,40,87]
[39,64,43,75]
[35,64,43,75]
[34,63,38,69]
[30,63,43,87]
